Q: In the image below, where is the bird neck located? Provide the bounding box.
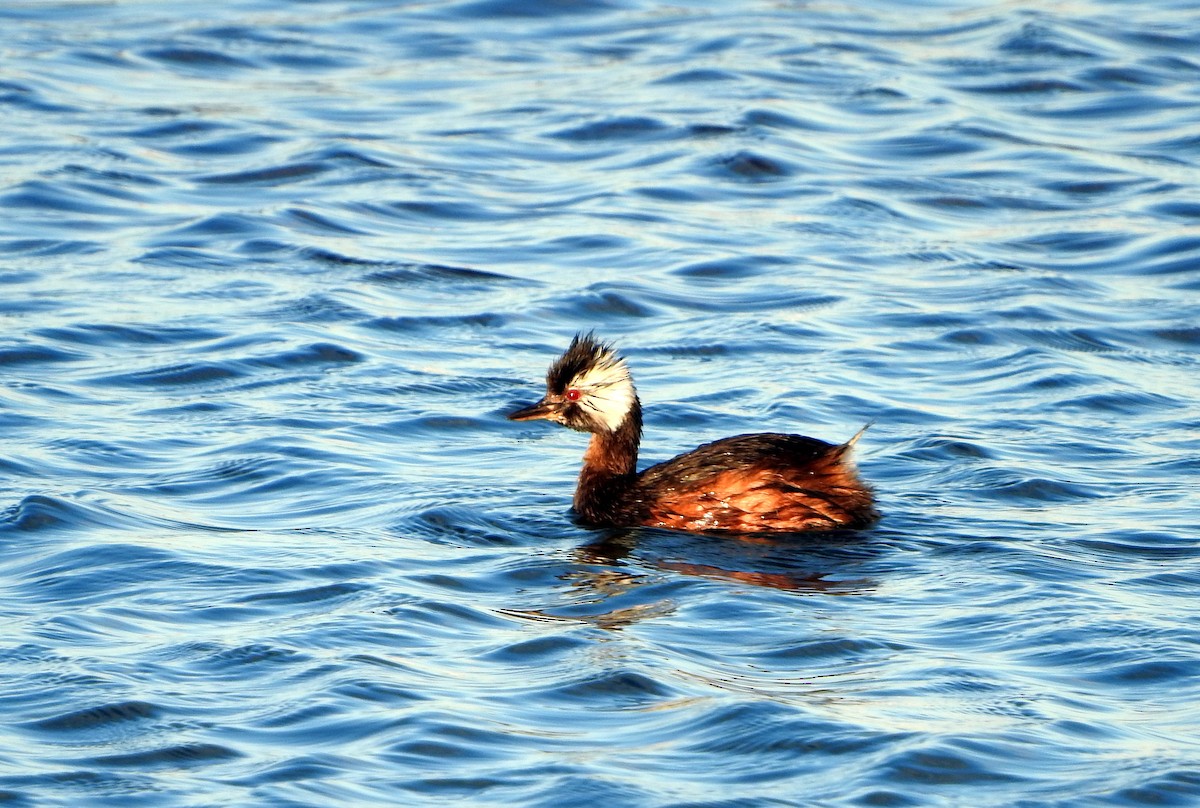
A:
[574,399,642,521]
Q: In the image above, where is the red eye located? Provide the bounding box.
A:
[565,388,582,401]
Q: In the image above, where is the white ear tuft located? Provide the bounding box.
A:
[572,350,636,432]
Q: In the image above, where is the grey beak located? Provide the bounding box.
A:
[507,398,559,422]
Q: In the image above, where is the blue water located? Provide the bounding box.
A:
[1,0,1198,805]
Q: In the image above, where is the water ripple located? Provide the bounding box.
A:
[0,0,1198,805]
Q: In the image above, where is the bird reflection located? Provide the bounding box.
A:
[498,529,882,632]
[577,527,880,595]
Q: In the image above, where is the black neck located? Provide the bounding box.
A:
[573,399,642,523]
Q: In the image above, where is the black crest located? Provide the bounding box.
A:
[546,331,611,394]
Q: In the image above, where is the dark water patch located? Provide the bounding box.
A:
[997,21,1103,60]
[389,415,492,438]
[134,246,241,271]
[197,162,329,186]
[1058,390,1182,415]
[1025,371,1097,392]
[1149,133,1200,158]
[0,81,77,114]
[331,678,429,707]
[862,131,987,160]
[0,344,84,367]
[187,643,309,675]
[0,239,101,257]
[306,145,398,170]
[1008,229,1137,257]
[14,543,196,606]
[910,194,992,213]
[686,123,739,138]
[384,199,518,222]
[55,162,164,192]
[1147,201,1200,221]
[957,78,1084,95]
[534,233,632,252]
[1120,235,1200,276]
[239,582,371,607]
[288,246,395,267]
[1042,177,1148,198]
[0,495,139,536]
[1106,772,1200,807]
[681,701,896,770]
[0,269,39,286]
[125,118,228,140]
[172,133,284,158]
[26,701,161,734]
[158,212,278,242]
[364,261,527,286]
[653,68,739,85]
[448,0,622,19]
[542,281,840,321]
[91,361,245,389]
[0,770,156,802]
[137,455,281,498]
[1078,64,1174,89]
[483,633,590,664]
[1071,532,1200,561]
[546,669,675,706]
[739,108,834,132]
[140,47,256,71]
[124,117,285,157]
[1030,92,1185,120]
[1092,659,1198,687]
[701,150,795,182]
[894,436,993,463]
[398,507,525,547]
[46,437,157,469]
[262,293,365,324]
[34,323,223,348]
[87,742,242,770]
[197,26,359,71]
[1151,326,1200,346]
[562,287,658,319]
[382,600,511,641]
[390,374,516,399]
[756,636,908,663]
[244,342,362,370]
[0,180,142,217]
[139,401,227,418]
[971,470,1102,503]
[280,207,367,236]
[817,195,913,226]
[226,753,351,787]
[365,312,508,335]
[265,51,359,71]
[879,743,1029,786]
[671,255,789,280]
[1020,327,1124,353]
[550,116,673,142]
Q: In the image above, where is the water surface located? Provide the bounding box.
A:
[1,1,1198,805]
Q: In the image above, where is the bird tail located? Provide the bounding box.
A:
[841,421,873,453]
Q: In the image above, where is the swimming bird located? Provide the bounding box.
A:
[508,333,877,533]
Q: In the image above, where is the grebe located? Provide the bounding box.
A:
[508,333,878,533]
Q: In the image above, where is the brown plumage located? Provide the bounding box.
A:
[508,333,878,533]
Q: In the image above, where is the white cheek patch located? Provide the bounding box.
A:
[572,354,636,432]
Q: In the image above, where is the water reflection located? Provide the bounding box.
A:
[501,529,879,631]
[579,528,880,594]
